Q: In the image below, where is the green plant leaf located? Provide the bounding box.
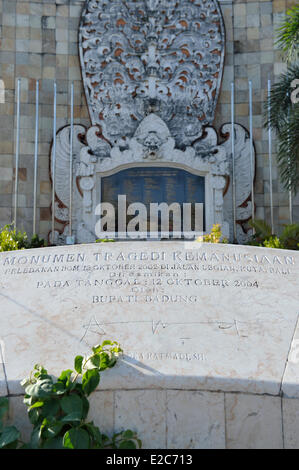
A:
[28,408,42,426]
[84,422,103,447]
[82,369,100,396]
[121,429,135,439]
[81,395,90,420]
[28,401,44,410]
[74,356,84,374]
[41,398,61,418]
[33,364,48,378]
[0,426,20,448]
[42,437,64,449]
[52,381,67,395]
[42,420,64,439]
[58,369,73,387]
[60,411,82,423]
[63,428,90,449]
[61,394,83,417]
[29,426,41,449]
[90,353,101,368]
[25,378,53,398]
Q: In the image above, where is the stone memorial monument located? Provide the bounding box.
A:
[1,0,298,451]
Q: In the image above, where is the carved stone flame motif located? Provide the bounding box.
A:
[79,0,225,147]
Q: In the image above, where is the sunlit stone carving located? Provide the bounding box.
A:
[50,1,255,244]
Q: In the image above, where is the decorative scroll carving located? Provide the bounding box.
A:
[221,124,256,243]
[79,0,225,148]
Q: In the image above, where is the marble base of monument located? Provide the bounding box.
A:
[1,242,299,449]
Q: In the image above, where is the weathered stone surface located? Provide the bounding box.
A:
[225,393,283,449]
[115,390,167,449]
[0,339,7,396]
[282,398,299,449]
[87,391,114,437]
[281,319,299,399]
[1,241,299,398]
[0,363,7,397]
[7,396,32,444]
[166,390,225,449]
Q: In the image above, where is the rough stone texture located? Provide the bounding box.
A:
[115,390,167,449]
[166,390,226,449]
[0,363,7,396]
[7,396,32,443]
[0,340,7,396]
[87,391,114,437]
[225,393,283,449]
[5,389,298,448]
[0,0,298,238]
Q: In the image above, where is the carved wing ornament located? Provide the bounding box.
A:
[79,0,225,148]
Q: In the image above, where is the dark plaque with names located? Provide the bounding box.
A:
[101,167,205,234]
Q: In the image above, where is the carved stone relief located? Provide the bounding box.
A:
[50,0,255,244]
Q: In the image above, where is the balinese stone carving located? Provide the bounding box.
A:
[50,0,255,244]
[79,0,225,148]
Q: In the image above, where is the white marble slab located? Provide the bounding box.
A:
[166,390,225,449]
[1,242,299,396]
[282,398,299,449]
[225,393,283,449]
[87,391,114,436]
[115,390,167,449]
[0,363,7,397]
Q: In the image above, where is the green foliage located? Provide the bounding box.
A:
[279,223,299,250]
[276,5,299,63]
[20,341,141,450]
[262,236,284,249]
[95,239,115,243]
[196,224,228,244]
[265,5,299,193]
[248,219,299,250]
[0,224,24,252]
[27,234,46,249]
[0,224,45,252]
[0,398,21,449]
[264,65,299,193]
[248,219,273,245]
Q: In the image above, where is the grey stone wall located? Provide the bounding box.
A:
[0,0,298,240]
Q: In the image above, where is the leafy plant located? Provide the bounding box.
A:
[0,224,24,252]
[262,236,284,249]
[279,223,299,250]
[0,224,45,252]
[20,341,141,449]
[95,239,115,243]
[0,398,21,449]
[248,219,274,246]
[196,224,228,244]
[26,234,46,249]
[276,5,299,63]
[248,219,299,250]
[264,65,299,193]
[265,3,299,193]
